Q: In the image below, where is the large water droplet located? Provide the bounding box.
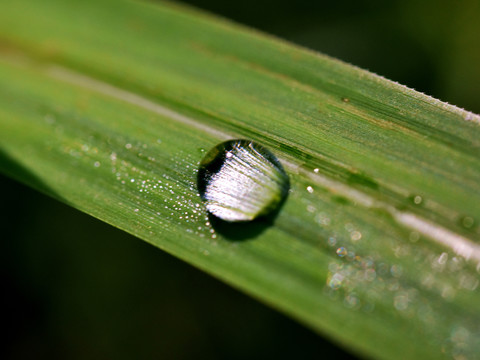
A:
[197,139,289,222]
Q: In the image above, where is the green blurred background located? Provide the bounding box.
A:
[2,0,479,359]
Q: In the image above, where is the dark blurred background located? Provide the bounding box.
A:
[2,0,479,359]
[179,0,480,114]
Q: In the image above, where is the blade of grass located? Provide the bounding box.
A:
[0,1,479,359]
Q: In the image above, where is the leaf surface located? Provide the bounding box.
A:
[0,1,479,359]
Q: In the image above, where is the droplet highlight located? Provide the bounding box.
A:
[197,139,289,222]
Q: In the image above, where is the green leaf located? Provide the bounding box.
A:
[1,0,479,359]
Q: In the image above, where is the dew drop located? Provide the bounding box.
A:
[328,273,344,290]
[413,195,423,205]
[328,236,337,247]
[350,230,362,241]
[197,139,289,222]
[394,292,409,311]
[336,247,347,257]
[461,216,474,229]
[409,231,420,242]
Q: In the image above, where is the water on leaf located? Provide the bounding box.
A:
[197,139,289,222]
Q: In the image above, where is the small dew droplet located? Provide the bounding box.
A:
[409,231,420,242]
[350,231,362,241]
[462,216,474,229]
[336,247,347,257]
[413,195,423,205]
[328,236,337,247]
[197,139,289,222]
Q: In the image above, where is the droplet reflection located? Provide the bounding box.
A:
[197,139,289,222]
